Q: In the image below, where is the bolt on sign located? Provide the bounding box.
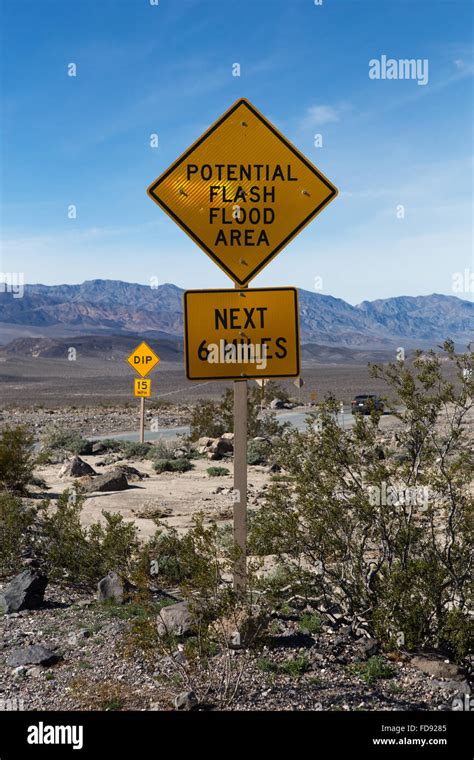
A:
[134,378,151,398]
[127,342,160,378]
[147,99,338,286]
[183,287,300,380]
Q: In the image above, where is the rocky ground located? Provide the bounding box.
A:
[0,581,470,712]
[0,403,471,714]
[31,446,269,537]
[0,404,192,437]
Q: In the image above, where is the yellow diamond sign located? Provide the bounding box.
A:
[147,98,338,286]
[127,342,160,378]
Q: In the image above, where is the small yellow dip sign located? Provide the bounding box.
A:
[127,341,160,378]
[134,378,151,398]
[184,287,300,380]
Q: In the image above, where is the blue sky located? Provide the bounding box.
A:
[1,0,472,303]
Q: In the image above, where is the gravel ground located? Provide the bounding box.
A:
[0,584,470,713]
[0,404,192,437]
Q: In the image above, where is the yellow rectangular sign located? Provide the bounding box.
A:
[184,287,300,380]
[134,378,151,398]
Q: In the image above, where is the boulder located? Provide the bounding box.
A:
[157,602,194,637]
[114,464,149,482]
[357,637,379,659]
[59,455,96,478]
[91,442,107,455]
[97,571,129,603]
[7,645,61,668]
[197,437,215,450]
[0,569,48,613]
[411,655,461,680]
[173,691,198,711]
[197,436,233,458]
[84,470,128,493]
[210,437,233,456]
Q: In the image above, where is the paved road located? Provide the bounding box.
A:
[92,405,364,442]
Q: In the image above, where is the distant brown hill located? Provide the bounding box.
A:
[0,280,472,349]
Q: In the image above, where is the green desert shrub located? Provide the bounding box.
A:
[189,386,286,441]
[41,428,92,457]
[36,489,140,586]
[250,342,473,662]
[98,438,123,453]
[120,441,154,460]
[206,466,230,477]
[247,438,272,465]
[348,656,396,685]
[257,654,311,677]
[0,426,35,493]
[153,458,193,474]
[0,492,37,576]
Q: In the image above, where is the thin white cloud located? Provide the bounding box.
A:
[299,104,342,129]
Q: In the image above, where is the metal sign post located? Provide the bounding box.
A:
[233,281,247,593]
[139,396,145,443]
[127,343,160,445]
[146,98,338,594]
[233,392,247,591]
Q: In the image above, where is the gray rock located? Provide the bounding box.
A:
[430,679,470,695]
[173,690,198,711]
[84,470,128,493]
[59,455,96,478]
[359,638,379,659]
[97,571,129,603]
[12,666,27,678]
[114,465,149,481]
[197,437,214,452]
[157,602,194,637]
[91,442,107,454]
[173,650,188,666]
[7,645,62,668]
[211,437,233,456]
[26,667,42,677]
[411,655,461,680]
[67,629,91,645]
[0,570,48,613]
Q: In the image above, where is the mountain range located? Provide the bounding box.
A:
[0,280,472,353]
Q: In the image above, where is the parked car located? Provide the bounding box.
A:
[351,394,384,415]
